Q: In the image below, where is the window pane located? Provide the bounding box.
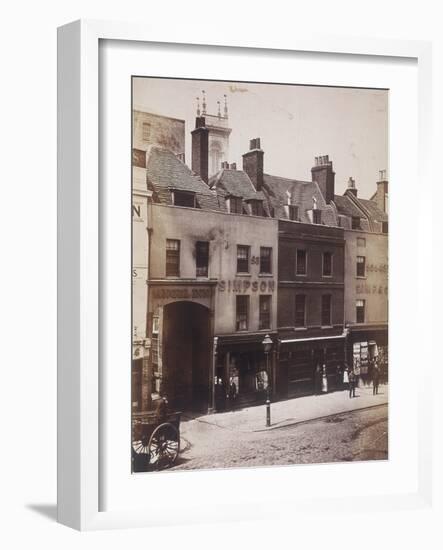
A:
[288,205,298,221]
[196,241,209,277]
[174,191,195,207]
[260,247,272,274]
[321,295,332,326]
[296,249,307,275]
[259,295,271,330]
[236,295,249,331]
[356,300,365,323]
[313,209,322,224]
[323,252,332,276]
[295,294,306,327]
[356,256,366,277]
[166,239,180,276]
[237,245,250,273]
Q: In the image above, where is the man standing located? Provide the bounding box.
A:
[373,362,380,395]
[348,369,356,399]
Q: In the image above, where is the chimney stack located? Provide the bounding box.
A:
[346,176,357,197]
[191,117,209,184]
[311,155,335,204]
[242,138,264,190]
[376,169,388,213]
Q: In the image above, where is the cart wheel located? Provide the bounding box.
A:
[148,422,180,469]
[132,433,151,471]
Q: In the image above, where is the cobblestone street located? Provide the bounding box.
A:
[171,403,388,471]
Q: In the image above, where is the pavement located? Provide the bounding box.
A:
[182,383,388,434]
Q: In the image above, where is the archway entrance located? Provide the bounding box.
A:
[162,301,211,412]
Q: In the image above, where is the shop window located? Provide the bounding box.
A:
[352,216,361,230]
[237,245,250,273]
[259,295,271,330]
[321,295,332,326]
[323,252,333,277]
[296,249,307,276]
[356,299,365,323]
[196,241,209,277]
[173,190,196,208]
[295,294,306,327]
[259,247,272,274]
[313,209,322,224]
[228,196,243,214]
[236,295,249,331]
[357,255,366,277]
[165,239,180,277]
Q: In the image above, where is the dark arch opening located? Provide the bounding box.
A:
[162,301,211,412]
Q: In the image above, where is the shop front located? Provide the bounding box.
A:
[213,333,278,411]
[346,324,388,385]
[277,335,347,399]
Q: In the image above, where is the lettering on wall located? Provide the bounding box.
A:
[218,280,275,293]
[366,263,388,273]
[356,284,388,295]
[152,287,212,300]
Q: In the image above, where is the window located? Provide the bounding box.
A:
[228,197,243,214]
[259,295,271,330]
[288,205,299,221]
[356,256,366,277]
[356,299,365,323]
[250,200,263,216]
[323,252,333,277]
[382,221,388,234]
[352,216,361,230]
[295,294,306,327]
[357,237,366,248]
[165,239,180,277]
[236,295,249,331]
[237,245,250,273]
[313,209,322,224]
[321,295,332,326]
[142,122,151,141]
[296,249,307,276]
[260,247,272,274]
[196,241,209,277]
[173,190,195,208]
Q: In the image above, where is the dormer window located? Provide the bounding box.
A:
[172,190,196,208]
[249,199,263,216]
[352,216,361,230]
[227,196,243,214]
[312,209,322,224]
[288,205,299,221]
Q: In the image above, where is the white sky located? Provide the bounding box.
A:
[133,77,388,199]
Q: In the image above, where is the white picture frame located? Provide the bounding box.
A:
[57,19,433,531]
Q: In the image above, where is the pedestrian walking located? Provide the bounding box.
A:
[372,363,380,395]
[348,369,356,398]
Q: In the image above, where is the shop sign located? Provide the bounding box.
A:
[152,287,211,300]
[356,283,388,295]
[218,279,275,293]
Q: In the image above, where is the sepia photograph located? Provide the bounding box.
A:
[131,77,389,473]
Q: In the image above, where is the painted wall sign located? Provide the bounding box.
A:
[356,284,388,295]
[152,287,212,300]
[218,279,275,293]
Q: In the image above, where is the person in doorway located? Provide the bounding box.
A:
[321,364,328,393]
[335,364,343,391]
[153,393,168,421]
[372,361,380,395]
[348,369,356,398]
[343,363,349,391]
[215,378,226,411]
[228,378,238,409]
[314,364,322,395]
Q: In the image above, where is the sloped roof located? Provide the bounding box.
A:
[358,198,388,223]
[333,194,363,218]
[209,169,266,201]
[146,145,213,196]
[263,173,338,226]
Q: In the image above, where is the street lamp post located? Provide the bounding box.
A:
[262,334,273,427]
